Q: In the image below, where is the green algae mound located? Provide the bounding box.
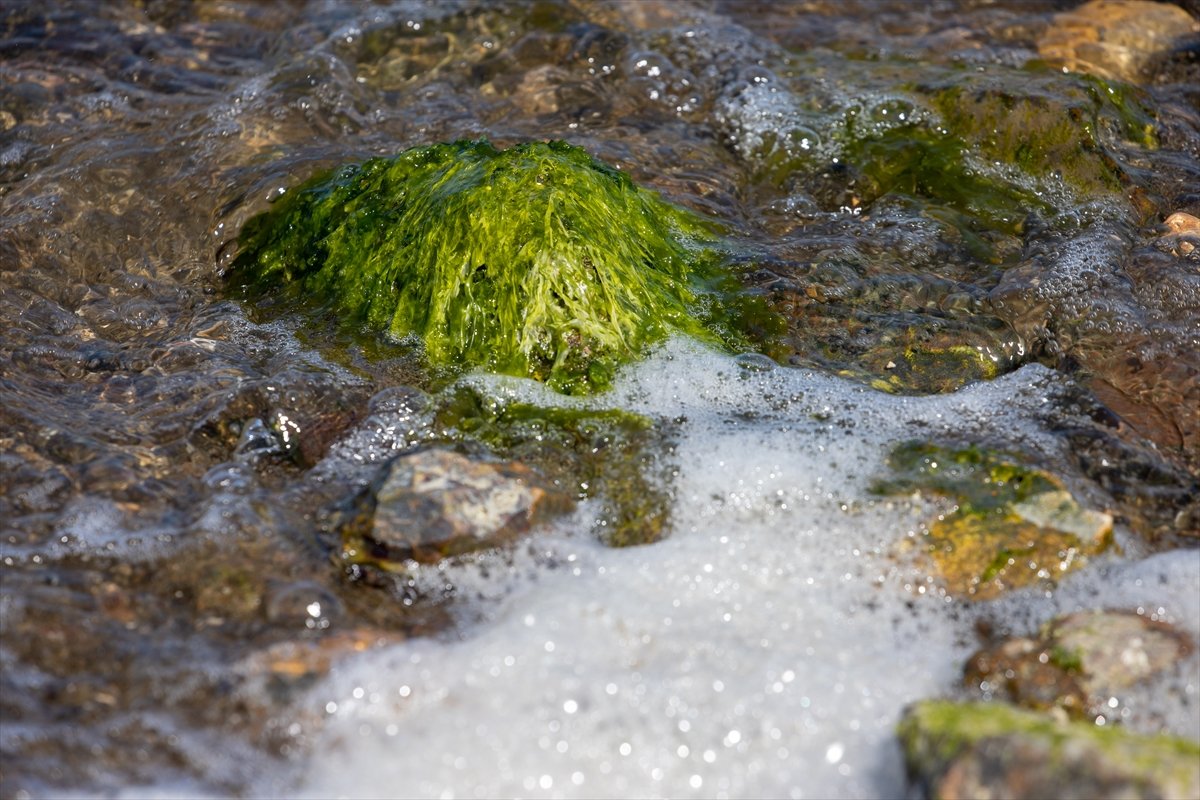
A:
[232,139,753,394]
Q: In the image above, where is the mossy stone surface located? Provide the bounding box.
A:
[874,442,1112,599]
[232,139,758,394]
[899,700,1200,800]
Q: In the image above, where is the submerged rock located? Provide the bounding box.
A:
[874,442,1112,599]
[1038,0,1200,84]
[231,139,764,395]
[862,339,1005,396]
[339,448,570,569]
[190,370,367,468]
[1160,211,1200,258]
[965,610,1195,720]
[899,699,1200,800]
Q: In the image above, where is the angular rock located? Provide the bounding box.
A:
[340,448,570,568]
[899,700,1200,800]
[430,387,673,548]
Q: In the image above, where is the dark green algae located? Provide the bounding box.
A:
[230,139,778,395]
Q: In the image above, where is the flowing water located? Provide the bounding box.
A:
[2,1,1199,798]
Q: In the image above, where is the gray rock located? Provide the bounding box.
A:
[342,449,569,567]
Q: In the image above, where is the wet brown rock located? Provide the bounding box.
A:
[967,634,1089,713]
[1164,211,1200,235]
[1038,0,1200,84]
[1161,211,1200,257]
[966,610,1195,720]
[900,700,1200,800]
[505,64,568,115]
[237,628,404,685]
[340,449,571,569]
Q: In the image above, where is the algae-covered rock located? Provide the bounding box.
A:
[231,139,760,395]
[874,442,1113,599]
[860,338,1006,396]
[721,55,1152,231]
[965,610,1195,720]
[925,70,1155,202]
[898,700,1200,800]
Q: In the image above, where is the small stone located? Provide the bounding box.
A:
[1012,490,1113,542]
[1164,212,1200,235]
[966,635,1089,714]
[342,449,569,567]
[1048,611,1195,695]
[1161,212,1200,257]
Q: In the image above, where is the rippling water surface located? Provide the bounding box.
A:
[2,1,1199,797]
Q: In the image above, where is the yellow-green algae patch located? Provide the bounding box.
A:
[231,139,770,395]
[874,442,1112,599]
[899,700,1200,800]
[859,342,1005,396]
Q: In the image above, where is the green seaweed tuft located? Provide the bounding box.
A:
[232,139,761,394]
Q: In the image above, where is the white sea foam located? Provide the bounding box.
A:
[253,338,1199,799]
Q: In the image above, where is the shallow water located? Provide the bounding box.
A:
[1,1,1199,798]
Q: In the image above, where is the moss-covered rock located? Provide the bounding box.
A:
[231,139,762,395]
[927,71,1154,196]
[858,336,1007,396]
[874,442,1112,599]
[899,700,1200,800]
[725,57,1153,228]
[830,68,1157,239]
